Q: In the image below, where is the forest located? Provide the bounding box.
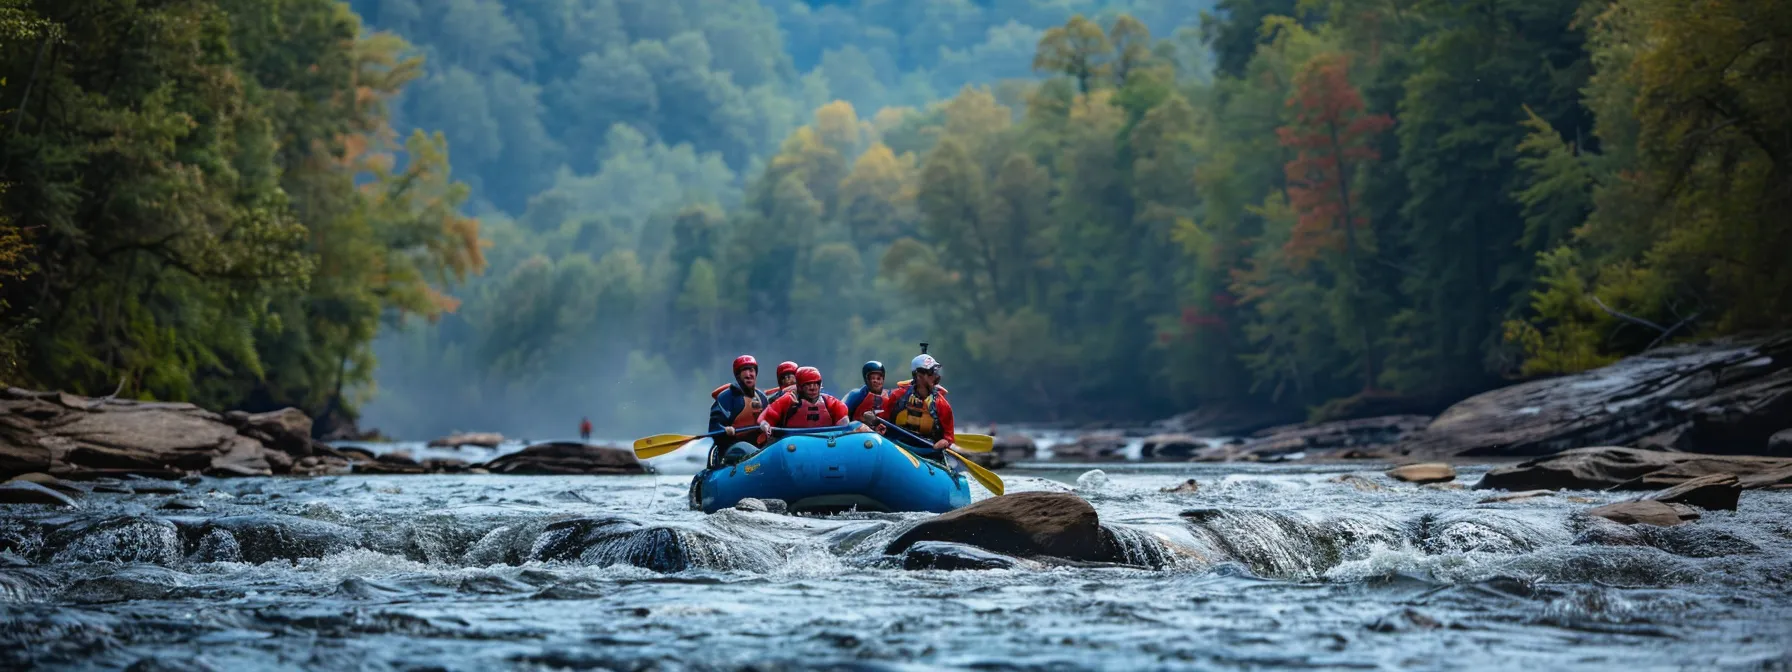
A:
[1,0,1787,439]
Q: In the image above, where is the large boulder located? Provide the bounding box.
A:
[1401,334,1792,457]
[479,442,646,475]
[1240,415,1431,458]
[1476,447,1792,491]
[884,492,1118,563]
[0,388,303,479]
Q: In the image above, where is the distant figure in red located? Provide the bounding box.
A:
[579,417,592,442]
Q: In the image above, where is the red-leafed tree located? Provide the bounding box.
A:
[1275,52,1395,390]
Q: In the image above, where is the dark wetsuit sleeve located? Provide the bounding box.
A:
[708,392,733,434]
[841,388,864,417]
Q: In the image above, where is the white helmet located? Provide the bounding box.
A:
[911,354,941,373]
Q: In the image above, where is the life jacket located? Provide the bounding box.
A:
[846,385,886,420]
[891,383,944,442]
[774,394,842,429]
[766,384,795,404]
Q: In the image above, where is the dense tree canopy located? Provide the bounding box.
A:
[5,0,1788,438]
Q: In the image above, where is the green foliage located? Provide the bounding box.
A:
[0,0,481,423]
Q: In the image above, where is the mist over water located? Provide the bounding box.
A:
[5,455,1791,670]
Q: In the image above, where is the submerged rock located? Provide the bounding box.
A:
[1401,333,1792,457]
[901,541,1039,571]
[1075,469,1109,491]
[0,481,80,508]
[194,515,365,563]
[1386,463,1456,484]
[529,516,776,572]
[885,492,1118,563]
[1476,447,1792,491]
[8,472,84,496]
[479,442,646,475]
[1770,428,1792,455]
[1161,479,1201,494]
[1586,501,1699,527]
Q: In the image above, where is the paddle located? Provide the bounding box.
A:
[875,419,1005,496]
[633,426,763,459]
[633,424,867,460]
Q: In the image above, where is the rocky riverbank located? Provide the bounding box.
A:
[0,388,643,488]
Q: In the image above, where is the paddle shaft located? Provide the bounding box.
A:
[873,418,1005,496]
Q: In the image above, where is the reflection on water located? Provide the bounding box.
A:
[4,461,1791,670]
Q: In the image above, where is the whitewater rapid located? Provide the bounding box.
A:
[3,459,1791,670]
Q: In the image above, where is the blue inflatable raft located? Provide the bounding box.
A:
[693,428,971,514]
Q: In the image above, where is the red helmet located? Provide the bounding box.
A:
[776,361,799,378]
[732,355,758,374]
[795,366,822,386]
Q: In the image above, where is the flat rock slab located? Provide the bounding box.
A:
[479,442,646,475]
[1386,463,1456,484]
[1476,447,1792,491]
[1586,500,1700,527]
[1637,473,1741,511]
[1400,333,1792,457]
[0,388,309,479]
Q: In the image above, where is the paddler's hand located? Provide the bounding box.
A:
[860,411,878,425]
[851,423,872,434]
[724,426,736,436]
[933,439,951,451]
[758,421,772,436]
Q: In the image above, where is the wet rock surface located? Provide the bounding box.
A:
[1400,333,1792,457]
[1585,500,1700,527]
[0,388,338,480]
[1476,447,1792,491]
[885,492,1119,563]
[480,441,646,475]
[1637,473,1742,511]
[1242,415,1432,460]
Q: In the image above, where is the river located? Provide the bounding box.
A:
[3,437,1791,670]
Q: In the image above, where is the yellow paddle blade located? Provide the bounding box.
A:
[946,447,1005,496]
[951,433,994,453]
[632,433,698,459]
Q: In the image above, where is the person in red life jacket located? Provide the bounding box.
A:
[759,366,866,431]
[706,355,772,468]
[841,360,888,422]
[579,417,592,443]
[765,360,800,403]
[870,354,955,455]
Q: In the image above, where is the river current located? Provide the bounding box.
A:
[3,438,1791,670]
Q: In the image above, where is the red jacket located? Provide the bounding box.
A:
[876,382,954,447]
[760,392,850,429]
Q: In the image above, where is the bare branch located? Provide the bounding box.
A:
[1590,294,1667,333]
